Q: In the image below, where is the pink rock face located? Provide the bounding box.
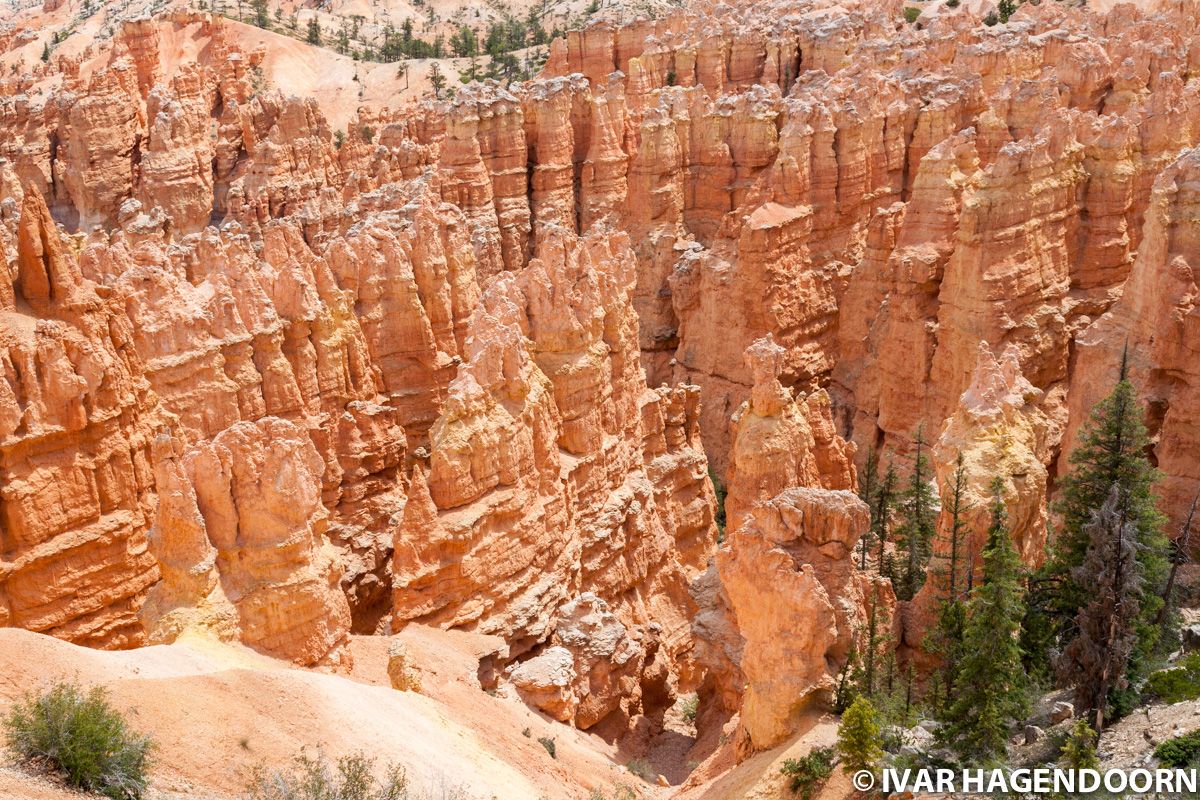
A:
[907,342,1056,651]
[1067,147,1200,538]
[726,336,857,533]
[718,488,889,750]
[1,191,161,648]
[142,418,351,667]
[393,228,716,690]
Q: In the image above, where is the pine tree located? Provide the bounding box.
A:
[837,695,883,775]
[1057,486,1144,729]
[1032,361,1169,704]
[874,460,898,576]
[858,449,880,570]
[306,17,321,46]
[41,42,51,62]
[1157,493,1196,630]
[428,62,445,98]
[894,428,937,600]
[862,589,881,698]
[925,453,971,706]
[1060,718,1100,771]
[938,480,1029,762]
[251,0,268,28]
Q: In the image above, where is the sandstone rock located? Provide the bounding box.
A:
[1,189,161,648]
[726,336,856,533]
[718,488,888,749]
[386,638,421,692]
[1051,701,1075,725]
[141,418,351,668]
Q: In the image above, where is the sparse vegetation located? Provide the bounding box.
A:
[537,735,556,759]
[679,694,699,723]
[1155,729,1200,768]
[588,785,637,800]
[779,747,835,798]
[3,681,154,800]
[708,465,727,541]
[626,757,655,782]
[244,750,408,800]
[1145,652,1200,704]
[903,7,921,23]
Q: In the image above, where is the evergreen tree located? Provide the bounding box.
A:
[428,62,445,98]
[251,0,269,28]
[894,428,937,600]
[837,695,883,775]
[41,42,50,63]
[1059,718,1100,771]
[998,0,1018,23]
[1057,486,1143,730]
[925,454,971,706]
[874,460,898,576]
[938,480,1029,762]
[306,17,321,46]
[1032,360,1169,704]
[858,449,879,570]
[1157,493,1196,629]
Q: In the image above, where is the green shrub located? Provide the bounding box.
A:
[680,694,699,723]
[1155,730,1200,768]
[537,736,556,759]
[244,750,408,800]
[946,0,960,7]
[3,682,154,800]
[903,7,921,23]
[780,747,835,798]
[626,757,655,781]
[1146,653,1200,703]
[983,11,999,25]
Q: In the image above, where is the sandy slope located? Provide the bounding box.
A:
[0,627,667,800]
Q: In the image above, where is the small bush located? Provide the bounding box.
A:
[588,785,636,800]
[244,750,408,800]
[946,0,960,7]
[1155,730,1200,768]
[1146,653,1200,703]
[680,694,699,723]
[626,757,655,781]
[780,747,835,798]
[537,736,556,759]
[903,7,921,23]
[983,11,999,26]
[3,682,154,800]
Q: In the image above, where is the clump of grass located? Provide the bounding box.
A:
[3,681,154,800]
[537,736,556,759]
[243,750,408,800]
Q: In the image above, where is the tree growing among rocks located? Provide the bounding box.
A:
[837,695,883,776]
[1056,486,1143,730]
[938,480,1028,762]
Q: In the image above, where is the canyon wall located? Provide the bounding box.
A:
[3,0,1200,764]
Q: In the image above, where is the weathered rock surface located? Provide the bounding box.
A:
[1,190,161,649]
[142,418,351,667]
[718,488,888,750]
[507,593,667,731]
